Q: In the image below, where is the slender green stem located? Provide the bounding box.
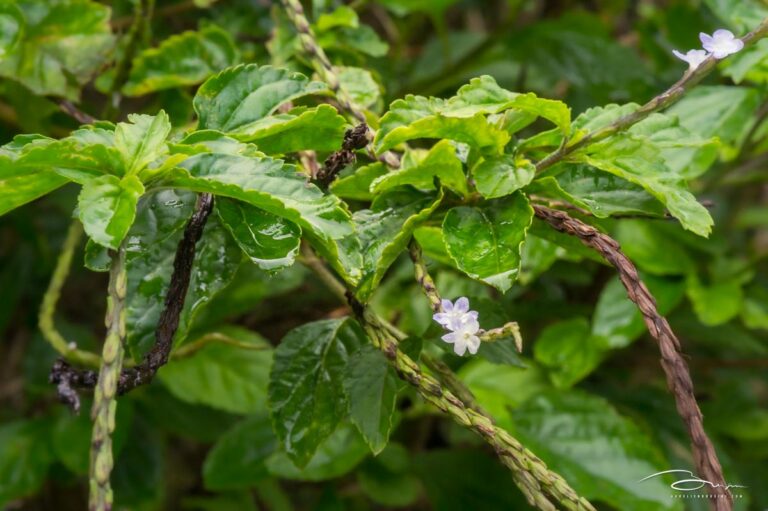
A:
[39,221,101,368]
[89,245,128,511]
[535,17,768,173]
[172,332,269,359]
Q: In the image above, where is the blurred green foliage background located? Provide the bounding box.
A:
[1,0,767,510]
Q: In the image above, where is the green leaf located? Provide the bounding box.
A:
[442,193,533,293]
[342,345,398,454]
[353,188,443,299]
[686,274,744,327]
[115,111,172,175]
[338,66,382,111]
[0,3,23,59]
[159,329,272,415]
[193,64,327,132]
[666,86,760,160]
[447,75,570,134]
[473,154,535,199]
[0,420,53,506]
[124,191,241,359]
[266,423,369,481]
[371,140,468,196]
[123,25,239,96]
[459,360,551,428]
[414,449,531,510]
[512,391,681,511]
[268,319,364,467]
[615,220,693,276]
[165,153,357,282]
[0,138,70,216]
[572,134,713,236]
[533,318,607,388]
[375,95,510,154]
[529,167,665,218]
[329,162,387,201]
[203,415,277,490]
[357,443,420,508]
[233,104,348,153]
[592,275,685,348]
[216,198,300,272]
[77,174,145,249]
[315,7,389,58]
[0,0,114,99]
[628,113,718,179]
[702,0,768,32]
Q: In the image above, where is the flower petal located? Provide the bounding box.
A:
[453,340,467,356]
[466,335,481,355]
[441,299,453,312]
[454,296,469,313]
[441,332,457,344]
[699,32,714,46]
[713,28,735,40]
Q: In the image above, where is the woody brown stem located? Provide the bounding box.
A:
[533,204,730,510]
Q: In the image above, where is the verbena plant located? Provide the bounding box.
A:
[1,1,767,510]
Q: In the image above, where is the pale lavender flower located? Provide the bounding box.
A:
[433,297,478,330]
[672,49,709,70]
[441,316,481,356]
[700,29,744,59]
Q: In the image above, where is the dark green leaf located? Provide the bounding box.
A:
[512,391,681,511]
[443,193,533,292]
[357,443,420,508]
[0,420,53,506]
[533,318,607,388]
[268,319,364,467]
[203,415,277,490]
[266,423,369,481]
[342,345,399,454]
[164,153,358,282]
[216,198,300,272]
[125,191,241,359]
[159,328,272,415]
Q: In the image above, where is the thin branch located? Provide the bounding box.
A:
[280,0,400,168]
[533,204,730,509]
[57,100,96,125]
[535,18,768,173]
[88,244,128,511]
[50,193,215,404]
[39,221,102,368]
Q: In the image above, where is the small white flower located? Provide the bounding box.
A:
[67,342,77,350]
[433,297,478,330]
[700,29,744,59]
[672,49,709,70]
[441,316,481,356]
